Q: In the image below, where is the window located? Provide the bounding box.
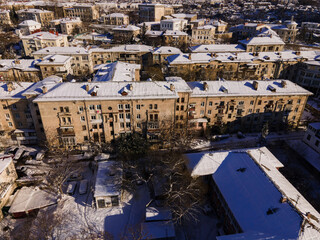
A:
[119,113,124,119]
[258,100,262,105]
[220,101,225,106]
[89,105,95,111]
[8,122,12,127]
[201,102,205,107]
[118,104,123,110]
[120,123,124,128]
[126,113,130,119]
[154,114,158,121]
[5,114,10,119]
[150,114,153,121]
[96,105,101,110]
[239,101,244,105]
[176,105,179,111]
[228,114,231,119]
[15,113,20,119]
[92,124,98,129]
[64,107,69,112]
[80,116,85,121]
[12,104,17,110]
[60,107,64,112]
[2,104,7,109]
[297,99,301,104]
[180,105,184,111]
[136,104,141,110]
[126,122,131,128]
[137,114,141,119]
[180,115,183,120]
[125,104,130,110]
[200,110,204,115]
[137,123,141,128]
[295,107,298,113]
[250,100,254,105]
[248,109,252,113]
[82,125,86,130]
[256,109,260,113]
[149,104,153,109]
[181,98,185,103]
[84,136,88,141]
[91,115,96,120]
[209,101,213,106]
[79,106,84,112]
[154,104,158,109]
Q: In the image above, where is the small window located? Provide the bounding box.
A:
[96,105,102,110]
[136,104,141,110]
[126,113,130,119]
[82,125,86,130]
[258,100,262,105]
[201,102,205,107]
[208,110,212,114]
[181,98,185,103]
[149,104,153,110]
[125,104,130,110]
[154,104,158,109]
[180,105,184,111]
[209,101,213,106]
[137,114,141,119]
[79,106,84,112]
[119,113,124,119]
[89,105,95,111]
[250,101,254,105]
[315,140,319,147]
[118,104,123,110]
[80,116,85,121]
[84,136,88,141]
[8,122,13,127]
[12,104,17,110]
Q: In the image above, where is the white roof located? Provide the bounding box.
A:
[189,44,245,53]
[36,54,72,65]
[145,30,163,36]
[171,13,197,19]
[0,155,13,174]
[93,61,141,82]
[34,81,178,102]
[0,59,40,72]
[18,20,41,27]
[91,45,153,53]
[94,161,122,198]
[105,13,127,18]
[17,8,52,13]
[164,77,192,92]
[239,35,285,46]
[22,75,62,96]
[163,30,188,36]
[21,31,66,40]
[188,80,312,97]
[112,25,140,31]
[0,82,33,99]
[195,25,216,30]
[186,147,320,239]
[9,187,57,213]
[152,46,182,55]
[32,47,89,56]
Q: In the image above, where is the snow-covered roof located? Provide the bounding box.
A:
[146,207,172,221]
[0,155,13,174]
[171,13,197,19]
[17,8,52,14]
[145,30,163,36]
[51,17,82,24]
[239,35,285,46]
[0,82,33,99]
[189,44,245,53]
[36,54,72,65]
[34,81,178,102]
[163,30,188,36]
[94,161,122,198]
[18,20,41,27]
[309,122,320,130]
[186,147,320,239]
[188,80,312,98]
[164,76,192,92]
[112,25,140,31]
[0,59,40,72]
[22,75,62,96]
[152,46,182,55]
[195,25,216,30]
[91,45,153,53]
[21,31,66,40]
[32,47,90,56]
[105,13,128,18]
[9,187,57,213]
[93,61,141,82]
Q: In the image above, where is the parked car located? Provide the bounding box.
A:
[79,180,88,195]
[67,182,77,195]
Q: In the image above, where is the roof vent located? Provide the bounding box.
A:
[220,85,228,93]
[236,167,246,173]
[295,51,300,55]
[42,86,48,93]
[203,82,208,91]
[170,83,175,91]
[188,53,191,60]
[269,85,276,92]
[280,196,287,203]
[7,82,15,92]
[129,84,133,91]
[281,80,286,88]
[253,81,258,90]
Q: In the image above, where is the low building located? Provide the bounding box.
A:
[21,31,68,57]
[186,147,320,239]
[112,25,141,43]
[139,3,174,23]
[271,19,298,43]
[0,155,18,220]
[0,59,41,82]
[0,9,12,26]
[151,46,182,65]
[100,13,129,26]
[17,20,41,36]
[144,30,163,46]
[189,44,245,53]
[50,17,82,35]
[93,62,141,82]
[303,122,320,154]
[94,161,122,208]
[36,55,73,80]
[17,8,54,26]
[171,13,197,22]
[192,25,216,44]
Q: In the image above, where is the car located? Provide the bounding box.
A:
[79,180,88,195]
[67,182,77,195]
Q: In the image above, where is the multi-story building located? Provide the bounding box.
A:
[101,13,129,26]
[37,55,73,80]
[112,25,141,43]
[32,47,93,76]
[171,13,197,22]
[21,31,68,57]
[0,59,41,82]
[301,22,320,42]
[16,20,41,36]
[238,35,285,52]
[64,3,99,22]
[186,148,320,239]
[27,79,310,147]
[271,19,298,43]
[0,155,18,220]
[160,19,187,32]
[303,122,320,154]
[17,8,54,26]
[150,46,182,66]
[139,3,174,23]
[0,9,12,26]
[50,17,82,35]
[192,25,216,44]
[163,30,188,47]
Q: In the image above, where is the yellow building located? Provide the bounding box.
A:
[17,8,54,26]
[139,3,173,23]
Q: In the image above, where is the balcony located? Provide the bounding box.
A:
[59,127,75,137]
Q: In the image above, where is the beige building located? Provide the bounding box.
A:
[101,13,129,25]
[0,9,12,26]
[303,122,320,154]
[0,59,41,82]
[64,3,99,22]
[238,35,285,52]
[17,8,54,26]
[139,3,173,23]
[271,20,298,43]
[17,20,42,36]
[37,55,73,80]
[0,155,18,220]
[163,30,188,47]
[192,25,216,44]
[21,31,68,57]
[32,47,92,76]
[50,17,82,35]
[112,25,140,43]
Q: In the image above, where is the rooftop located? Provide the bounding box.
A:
[0,155,13,174]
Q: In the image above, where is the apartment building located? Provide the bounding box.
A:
[50,17,82,35]
[0,9,12,26]
[150,46,182,66]
[139,3,174,22]
[0,155,18,220]
[17,8,54,26]
[165,50,317,81]
[301,22,320,42]
[32,47,93,76]
[112,25,141,43]
[303,122,320,154]
[64,3,99,22]
[21,31,68,57]
[238,35,285,52]
[163,30,188,47]
[17,20,41,36]
[37,55,73,80]
[160,19,187,31]
[192,25,216,44]
[0,59,41,82]
[101,13,129,26]
[171,13,197,22]
[28,78,310,148]
[271,19,298,43]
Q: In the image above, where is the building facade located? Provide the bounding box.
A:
[101,13,129,26]
[17,8,54,26]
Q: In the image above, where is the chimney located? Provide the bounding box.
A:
[7,82,14,92]
[295,51,300,55]
[85,84,90,92]
[281,80,286,88]
[280,196,287,203]
[246,37,249,41]
[170,83,175,91]
[203,82,208,91]
[306,212,311,219]
[188,53,191,60]
[42,86,48,93]
[129,84,133,91]
[253,81,258,90]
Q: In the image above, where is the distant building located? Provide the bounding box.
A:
[303,122,320,154]
[112,25,141,43]
[0,59,41,82]
[100,13,129,26]
[238,35,285,52]
[271,19,298,43]
[94,161,122,208]
[139,3,174,23]
[301,22,320,42]
[171,13,197,22]
[17,20,41,36]
[0,155,18,220]
[64,3,99,22]
[0,9,12,26]
[36,55,73,80]
[21,31,68,57]
[192,25,216,44]
[163,30,188,47]
[50,17,82,35]
[17,8,54,26]
[186,147,320,239]
[160,18,188,31]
